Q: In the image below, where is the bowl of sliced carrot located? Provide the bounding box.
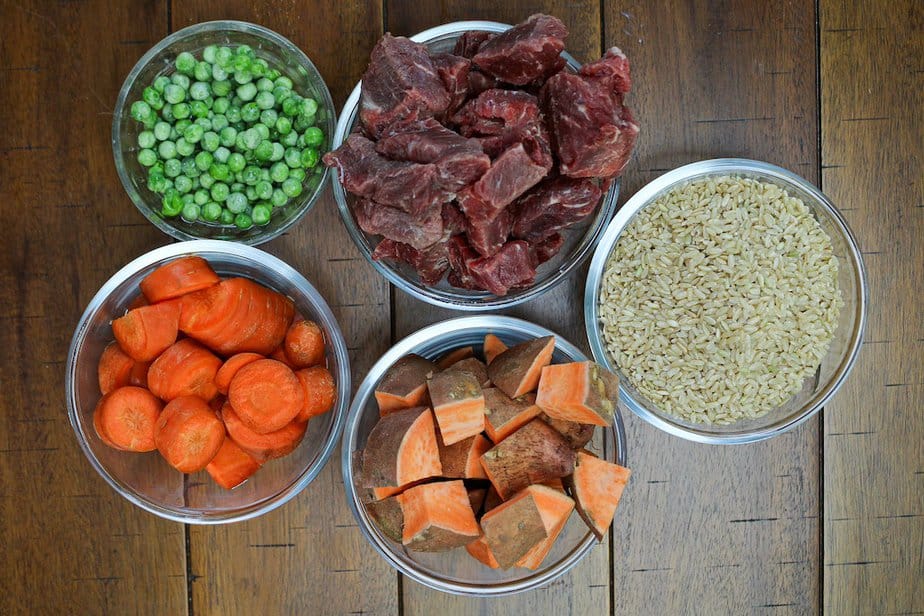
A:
[341,316,630,596]
[66,240,349,523]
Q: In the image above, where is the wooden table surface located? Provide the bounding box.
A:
[1,0,921,614]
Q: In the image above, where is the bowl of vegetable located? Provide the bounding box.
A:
[341,316,629,596]
[113,21,334,245]
[327,16,636,310]
[66,240,350,523]
[584,159,867,444]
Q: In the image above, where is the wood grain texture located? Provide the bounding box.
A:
[169,2,396,615]
[0,1,187,614]
[384,3,611,614]
[820,1,924,612]
[604,2,822,613]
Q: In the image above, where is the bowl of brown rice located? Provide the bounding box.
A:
[584,159,867,443]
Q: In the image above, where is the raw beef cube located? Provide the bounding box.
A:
[454,30,495,59]
[359,34,450,138]
[466,70,499,99]
[323,134,448,216]
[511,177,602,242]
[456,187,500,225]
[467,240,536,296]
[579,47,631,96]
[431,53,471,114]
[353,199,444,250]
[376,118,490,191]
[452,89,551,159]
[529,233,564,266]
[466,140,552,213]
[541,49,639,179]
[473,14,568,86]
[465,206,513,257]
[442,202,468,235]
[447,234,483,289]
[373,238,450,285]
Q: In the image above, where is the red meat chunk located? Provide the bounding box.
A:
[441,202,468,235]
[431,53,472,114]
[372,238,450,285]
[511,176,602,242]
[453,30,495,59]
[529,233,565,266]
[465,206,514,258]
[468,240,536,295]
[353,199,444,250]
[463,139,552,215]
[473,14,568,86]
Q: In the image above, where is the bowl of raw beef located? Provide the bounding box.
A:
[325,15,639,310]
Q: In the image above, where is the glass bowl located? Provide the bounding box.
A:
[584,159,867,444]
[330,21,620,310]
[113,21,335,245]
[66,240,350,523]
[341,316,628,596]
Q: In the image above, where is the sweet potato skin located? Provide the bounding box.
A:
[483,388,541,442]
[399,480,480,552]
[444,356,490,388]
[362,406,442,487]
[366,496,404,543]
[439,433,491,479]
[480,489,548,569]
[479,418,576,499]
[487,336,555,398]
[375,354,436,414]
[539,412,596,449]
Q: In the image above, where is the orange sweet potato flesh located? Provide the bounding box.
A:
[566,450,631,541]
[428,369,485,446]
[436,346,473,370]
[438,433,491,479]
[479,488,548,569]
[480,418,575,500]
[536,361,618,427]
[374,354,436,415]
[487,336,555,399]
[514,485,575,569]
[466,535,501,569]
[398,480,480,552]
[366,495,404,543]
[539,412,596,449]
[483,333,507,365]
[483,388,541,443]
[362,407,443,488]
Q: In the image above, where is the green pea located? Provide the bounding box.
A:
[254,140,274,161]
[245,186,257,202]
[181,202,200,222]
[175,119,192,134]
[259,108,278,128]
[303,126,324,147]
[288,167,306,182]
[130,100,151,122]
[271,188,288,207]
[193,189,210,206]
[148,172,169,193]
[260,168,271,181]
[230,181,245,193]
[181,193,196,206]
[175,137,195,157]
[274,76,293,90]
[228,152,246,172]
[241,102,260,123]
[195,116,212,130]
[162,190,183,217]
[171,72,190,89]
[300,148,319,168]
[153,121,172,141]
[281,130,298,147]
[137,130,156,149]
[241,166,261,185]
[160,103,175,122]
[216,46,234,67]
[235,132,248,152]
[282,177,302,198]
[226,192,248,213]
[219,126,238,147]
[254,123,270,140]
[158,140,177,159]
[199,173,215,189]
[236,82,257,102]
[252,204,272,225]
[212,78,232,97]
[183,124,204,143]
[194,60,212,82]
[181,157,198,177]
[137,148,157,167]
[201,131,220,152]
[189,100,208,118]
[284,147,302,168]
[242,128,261,150]
[282,96,301,117]
[255,180,273,200]
[175,51,196,75]
[252,77,272,93]
[275,116,292,136]
[172,102,191,120]
[212,63,228,82]
[214,146,231,163]
[294,113,315,132]
[226,106,242,123]
[267,68,281,81]
[142,87,164,110]
[272,86,292,104]
[255,91,275,110]
[269,142,285,162]
[190,81,210,101]
[174,175,193,194]
[202,45,218,63]
[210,182,230,202]
[301,98,318,116]
[164,158,182,177]
[209,163,230,181]
[270,162,289,183]
[217,209,233,225]
[232,54,251,74]
[213,97,230,114]
[234,213,253,229]
[233,69,253,85]
[163,84,185,104]
[201,201,222,222]
[153,75,170,93]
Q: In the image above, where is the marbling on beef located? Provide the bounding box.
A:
[353,199,444,250]
[472,14,568,86]
[542,48,638,178]
[468,240,536,295]
[431,53,472,114]
[360,35,450,138]
[462,139,551,216]
[512,176,602,242]
[529,233,564,266]
[453,30,494,59]
[465,205,514,257]
[441,202,468,235]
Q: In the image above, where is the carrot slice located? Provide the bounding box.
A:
[97,342,134,395]
[155,396,226,473]
[566,450,631,541]
[398,480,480,552]
[93,386,162,451]
[205,437,263,490]
[147,339,222,402]
[536,362,618,426]
[483,333,508,365]
[487,336,555,398]
[374,354,435,416]
[361,407,442,488]
[483,388,541,443]
[294,366,337,422]
[436,346,474,370]
[140,255,220,304]
[428,370,485,445]
[270,345,296,367]
[213,352,264,396]
[112,300,181,362]
[227,359,304,434]
[438,433,491,480]
[284,319,326,368]
[515,485,575,569]
[221,402,308,461]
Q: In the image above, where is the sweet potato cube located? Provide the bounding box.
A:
[436,346,474,370]
[438,433,491,479]
[398,480,481,552]
[536,361,618,427]
[466,535,501,569]
[428,370,485,445]
[487,336,555,398]
[479,418,575,499]
[375,354,436,416]
[468,486,488,515]
[565,450,631,541]
[483,388,541,443]
[514,485,575,569]
[366,496,404,543]
[445,357,490,388]
[540,412,596,448]
[362,407,443,487]
[479,486,549,569]
[483,333,508,365]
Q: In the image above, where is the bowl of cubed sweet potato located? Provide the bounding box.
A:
[341,315,630,596]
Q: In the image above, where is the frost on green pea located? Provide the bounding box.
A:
[212,63,229,82]
[190,81,210,101]
[256,77,274,93]
[201,131,220,152]
[230,181,245,193]
[226,192,248,214]
[137,148,157,167]
[236,82,257,102]
[300,98,319,116]
[233,70,253,85]
[271,188,288,208]
[254,123,270,140]
[252,204,272,225]
[216,46,234,67]
[195,117,212,131]
[175,51,196,75]
[147,172,168,193]
[226,106,241,123]
[202,45,218,63]
[241,103,260,123]
[194,61,212,82]
[259,109,278,128]
[213,146,231,164]
[175,119,192,134]
[153,75,170,93]
[245,186,257,201]
[282,177,303,198]
[232,54,251,73]
[153,121,172,141]
[130,100,151,122]
[282,96,301,117]
[255,91,275,110]
[164,158,182,178]
[158,140,177,160]
[137,131,156,149]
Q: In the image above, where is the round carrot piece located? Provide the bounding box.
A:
[214,352,264,396]
[294,366,337,422]
[93,386,163,452]
[228,359,304,434]
[147,339,222,402]
[154,396,226,473]
[112,300,181,362]
[221,401,308,461]
[98,342,134,395]
[269,345,296,368]
[140,255,220,304]
[284,320,326,368]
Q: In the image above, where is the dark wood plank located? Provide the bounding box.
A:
[603,2,821,613]
[168,2,397,614]
[820,1,924,612]
[384,3,611,614]
[0,1,187,614]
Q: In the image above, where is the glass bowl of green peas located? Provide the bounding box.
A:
[113,21,335,245]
